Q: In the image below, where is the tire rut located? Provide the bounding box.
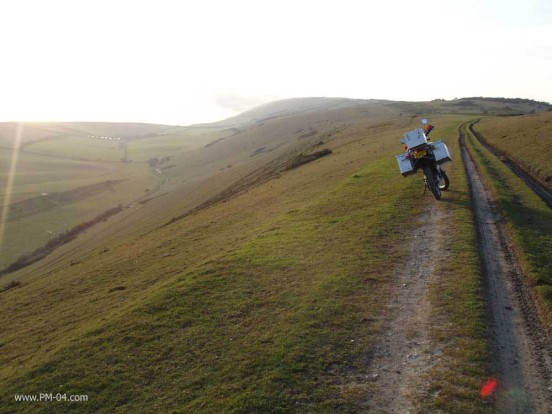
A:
[460,123,552,413]
[468,120,552,209]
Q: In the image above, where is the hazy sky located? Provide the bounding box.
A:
[0,0,550,125]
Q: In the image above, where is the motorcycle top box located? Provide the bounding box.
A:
[403,128,428,149]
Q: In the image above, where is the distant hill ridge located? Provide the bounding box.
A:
[196,96,551,129]
[460,97,551,106]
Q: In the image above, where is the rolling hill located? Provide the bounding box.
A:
[0,97,551,413]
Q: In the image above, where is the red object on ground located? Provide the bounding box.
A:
[480,378,498,397]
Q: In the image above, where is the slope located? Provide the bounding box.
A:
[2,97,541,266]
[1,97,549,412]
[0,101,406,284]
[0,111,495,413]
[473,111,552,192]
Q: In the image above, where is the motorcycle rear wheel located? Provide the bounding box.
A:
[424,165,442,200]
[438,171,450,191]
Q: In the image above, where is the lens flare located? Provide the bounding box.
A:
[0,123,24,253]
[481,377,498,398]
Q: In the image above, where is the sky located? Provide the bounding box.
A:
[0,0,550,125]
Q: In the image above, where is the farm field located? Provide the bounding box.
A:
[24,136,126,162]
[0,160,156,267]
[0,123,167,266]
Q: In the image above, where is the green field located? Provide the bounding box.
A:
[473,111,552,191]
[0,98,549,412]
[0,162,157,268]
[25,136,125,162]
[126,130,229,162]
[0,127,163,266]
[127,134,192,161]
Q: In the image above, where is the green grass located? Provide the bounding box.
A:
[0,155,426,413]
[0,114,504,413]
[388,98,550,117]
[0,148,111,198]
[24,136,125,162]
[464,122,552,318]
[474,112,552,191]
[127,134,196,162]
[0,147,157,266]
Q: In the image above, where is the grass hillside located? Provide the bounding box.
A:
[388,97,551,116]
[208,97,391,127]
[0,97,547,412]
[0,100,407,273]
[0,111,491,413]
[0,121,231,266]
[207,97,551,128]
[473,111,552,191]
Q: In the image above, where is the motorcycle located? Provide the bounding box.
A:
[395,119,451,200]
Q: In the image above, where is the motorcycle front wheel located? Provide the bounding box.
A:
[438,171,450,191]
[424,165,442,200]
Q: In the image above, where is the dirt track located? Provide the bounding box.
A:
[365,124,551,413]
[365,202,448,412]
[461,125,552,413]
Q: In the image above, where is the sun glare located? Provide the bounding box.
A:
[0,123,24,252]
[0,0,549,125]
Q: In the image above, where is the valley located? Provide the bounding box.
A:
[0,97,551,413]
